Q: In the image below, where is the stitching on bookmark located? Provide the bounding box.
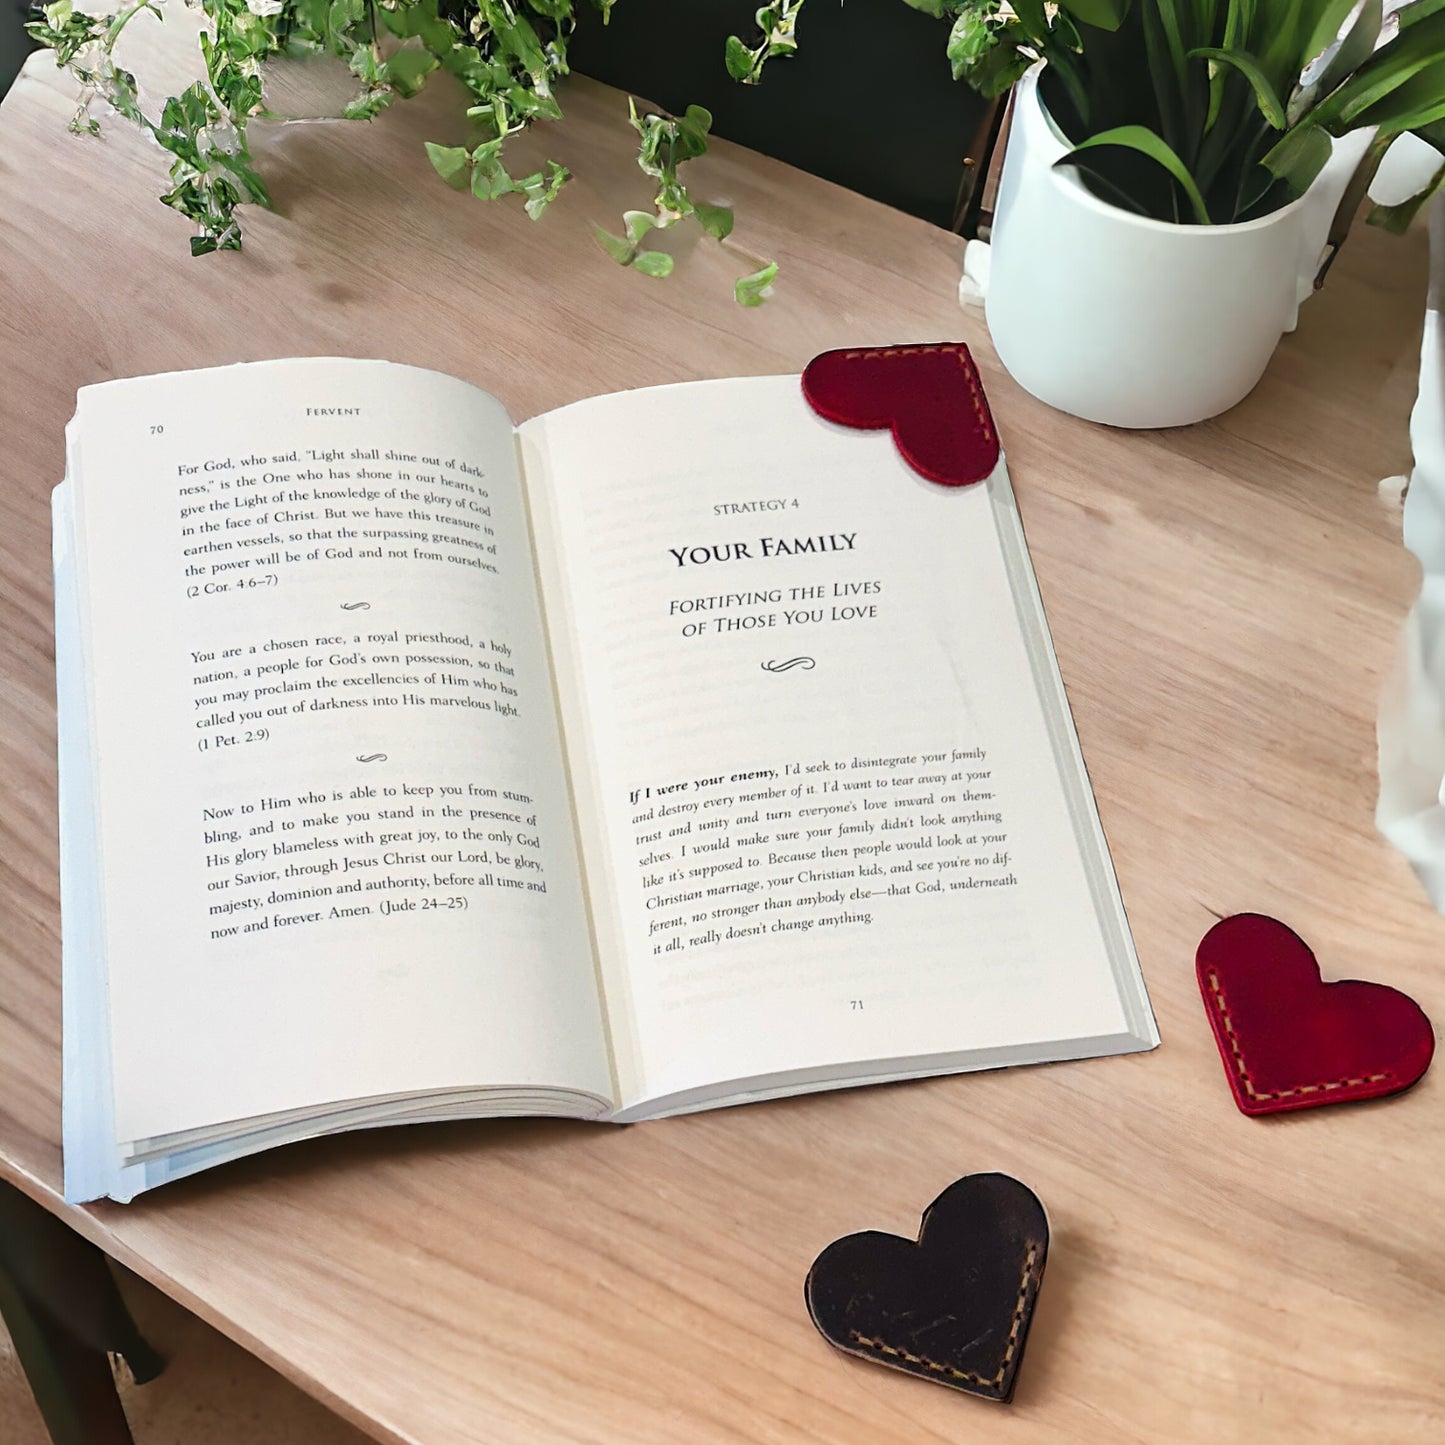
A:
[846,1243,1039,1389]
[1204,970,1391,1101]
[838,343,996,448]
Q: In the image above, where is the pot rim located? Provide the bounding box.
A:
[1015,62,1314,236]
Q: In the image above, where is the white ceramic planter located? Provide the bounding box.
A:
[985,66,1330,429]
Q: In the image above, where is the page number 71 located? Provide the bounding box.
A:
[849,999,864,1010]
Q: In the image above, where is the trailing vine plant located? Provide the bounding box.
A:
[26,0,800,302]
[37,0,1437,297]
[724,0,806,83]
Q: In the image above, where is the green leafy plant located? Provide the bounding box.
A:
[25,0,785,300]
[28,0,1445,299]
[933,0,1445,239]
[588,99,778,304]
[725,0,806,83]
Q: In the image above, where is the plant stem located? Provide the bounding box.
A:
[1316,129,1394,288]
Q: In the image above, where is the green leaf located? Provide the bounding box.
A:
[734,261,779,307]
[1058,124,1213,222]
[382,46,441,100]
[1299,0,1364,67]
[1289,0,1383,125]
[512,162,569,221]
[676,103,714,154]
[692,200,735,240]
[622,208,656,243]
[947,11,1031,95]
[471,157,517,201]
[1057,0,1132,31]
[1311,126,1394,282]
[724,1,807,85]
[1349,61,1445,134]
[592,226,635,265]
[1261,121,1334,191]
[1309,13,1445,131]
[1396,0,1445,24]
[1189,46,1287,128]
[1314,0,1383,92]
[343,91,394,122]
[1140,0,1185,161]
[631,249,675,278]
[425,142,471,190]
[724,34,754,80]
[1010,0,1052,42]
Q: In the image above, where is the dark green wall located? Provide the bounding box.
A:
[0,3,985,226]
[2,1,33,100]
[568,0,986,230]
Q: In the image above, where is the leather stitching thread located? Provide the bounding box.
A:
[1204,970,1390,1101]
[846,1243,1039,1390]
[838,343,996,449]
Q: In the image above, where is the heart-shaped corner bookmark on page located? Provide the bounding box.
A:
[801,343,1001,488]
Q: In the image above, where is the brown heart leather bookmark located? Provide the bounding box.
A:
[804,1172,1048,1403]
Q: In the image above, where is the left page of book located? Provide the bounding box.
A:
[66,359,613,1152]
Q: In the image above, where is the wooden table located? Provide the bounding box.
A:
[3,23,1442,1445]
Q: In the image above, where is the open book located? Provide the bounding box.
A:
[54,355,1157,1203]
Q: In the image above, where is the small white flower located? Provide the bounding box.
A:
[71,41,103,74]
[246,0,285,16]
[198,119,241,156]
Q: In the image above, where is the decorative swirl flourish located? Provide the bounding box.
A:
[341,601,372,610]
[356,753,388,763]
[761,657,816,673]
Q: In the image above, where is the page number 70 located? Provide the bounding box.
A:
[150,425,164,434]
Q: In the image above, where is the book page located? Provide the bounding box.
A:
[522,376,1145,1110]
[71,360,612,1145]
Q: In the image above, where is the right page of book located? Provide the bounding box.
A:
[521,374,1155,1113]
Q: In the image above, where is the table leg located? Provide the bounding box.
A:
[0,1179,164,1445]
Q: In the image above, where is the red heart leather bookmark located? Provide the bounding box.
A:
[1196,914,1435,1116]
[801,343,1000,488]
